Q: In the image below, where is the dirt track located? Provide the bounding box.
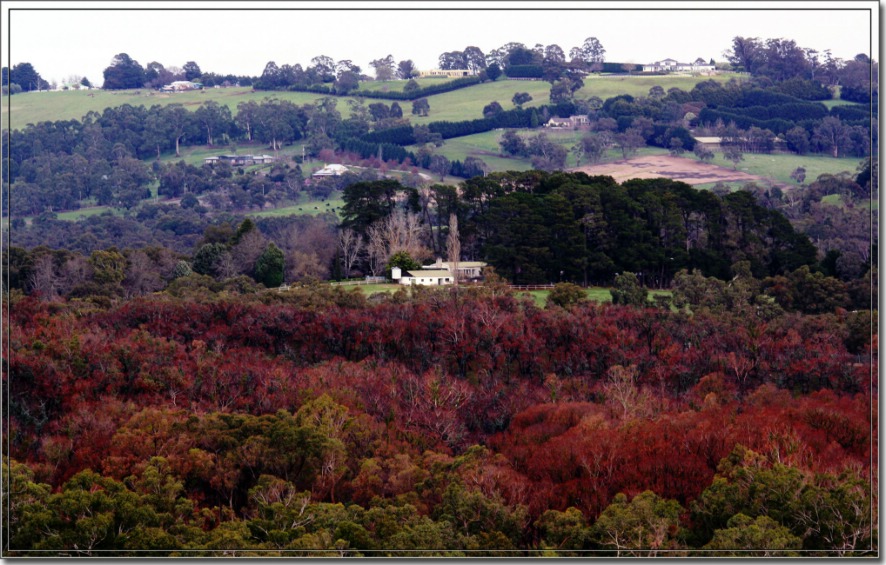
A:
[570,155,780,187]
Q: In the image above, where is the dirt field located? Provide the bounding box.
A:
[571,155,782,187]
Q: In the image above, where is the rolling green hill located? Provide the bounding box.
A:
[2,73,742,130]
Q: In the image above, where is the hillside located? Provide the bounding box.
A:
[1,74,742,130]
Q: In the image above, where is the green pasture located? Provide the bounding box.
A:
[357,77,459,93]
[820,98,867,109]
[703,152,862,186]
[518,287,673,307]
[336,282,672,307]
[413,128,669,171]
[2,88,349,130]
[250,194,344,218]
[575,73,740,100]
[2,74,742,131]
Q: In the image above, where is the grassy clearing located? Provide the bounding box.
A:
[519,287,673,307]
[820,194,844,206]
[250,195,345,218]
[576,73,740,100]
[55,206,119,221]
[820,98,867,109]
[414,128,668,171]
[704,152,862,186]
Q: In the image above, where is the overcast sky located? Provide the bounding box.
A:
[2,1,878,86]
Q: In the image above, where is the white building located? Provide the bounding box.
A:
[312,164,350,177]
[161,80,201,92]
[642,58,715,73]
[392,260,487,286]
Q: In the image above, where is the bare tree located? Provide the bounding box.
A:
[57,255,92,296]
[446,213,461,286]
[383,209,429,260]
[28,254,59,300]
[338,227,363,279]
[216,251,239,281]
[123,250,164,297]
[366,223,388,277]
[231,229,268,276]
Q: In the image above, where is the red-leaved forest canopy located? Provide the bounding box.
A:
[4,275,876,555]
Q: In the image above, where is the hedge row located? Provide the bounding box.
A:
[505,65,544,78]
[353,76,483,101]
[360,125,416,145]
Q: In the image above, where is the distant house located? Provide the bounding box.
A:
[546,117,573,128]
[162,80,202,92]
[312,164,350,177]
[204,154,274,166]
[694,136,723,150]
[642,58,715,73]
[392,259,487,286]
[418,69,475,78]
[545,115,590,129]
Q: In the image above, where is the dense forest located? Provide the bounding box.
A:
[5,276,876,555]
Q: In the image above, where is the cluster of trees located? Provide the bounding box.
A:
[5,212,347,300]
[725,37,876,103]
[1,62,51,93]
[101,54,250,90]
[5,276,875,554]
[336,172,828,288]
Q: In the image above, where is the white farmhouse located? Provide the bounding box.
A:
[392,260,487,286]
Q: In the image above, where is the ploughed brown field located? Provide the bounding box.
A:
[571,154,780,187]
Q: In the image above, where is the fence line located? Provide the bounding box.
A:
[509,284,555,291]
[328,279,390,287]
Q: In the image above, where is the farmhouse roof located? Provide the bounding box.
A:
[406,270,453,278]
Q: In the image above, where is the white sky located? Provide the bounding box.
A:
[1,1,879,86]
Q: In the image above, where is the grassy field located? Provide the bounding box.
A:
[2,74,742,131]
[704,152,862,186]
[250,195,345,218]
[357,78,459,93]
[1,88,349,130]
[414,128,669,171]
[334,282,672,307]
[518,288,673,307]
[575,73,740,100]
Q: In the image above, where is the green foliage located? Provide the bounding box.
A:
[255,243,285,288]
[547,282,587,309]
[704,513,802,556]
[535,507,590,554]
[89,249,127,285]
[172,260,193,279]
[387,251,421,274]
[610,272,648,307]
[192,243,227,278]
[592,491,685,556]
